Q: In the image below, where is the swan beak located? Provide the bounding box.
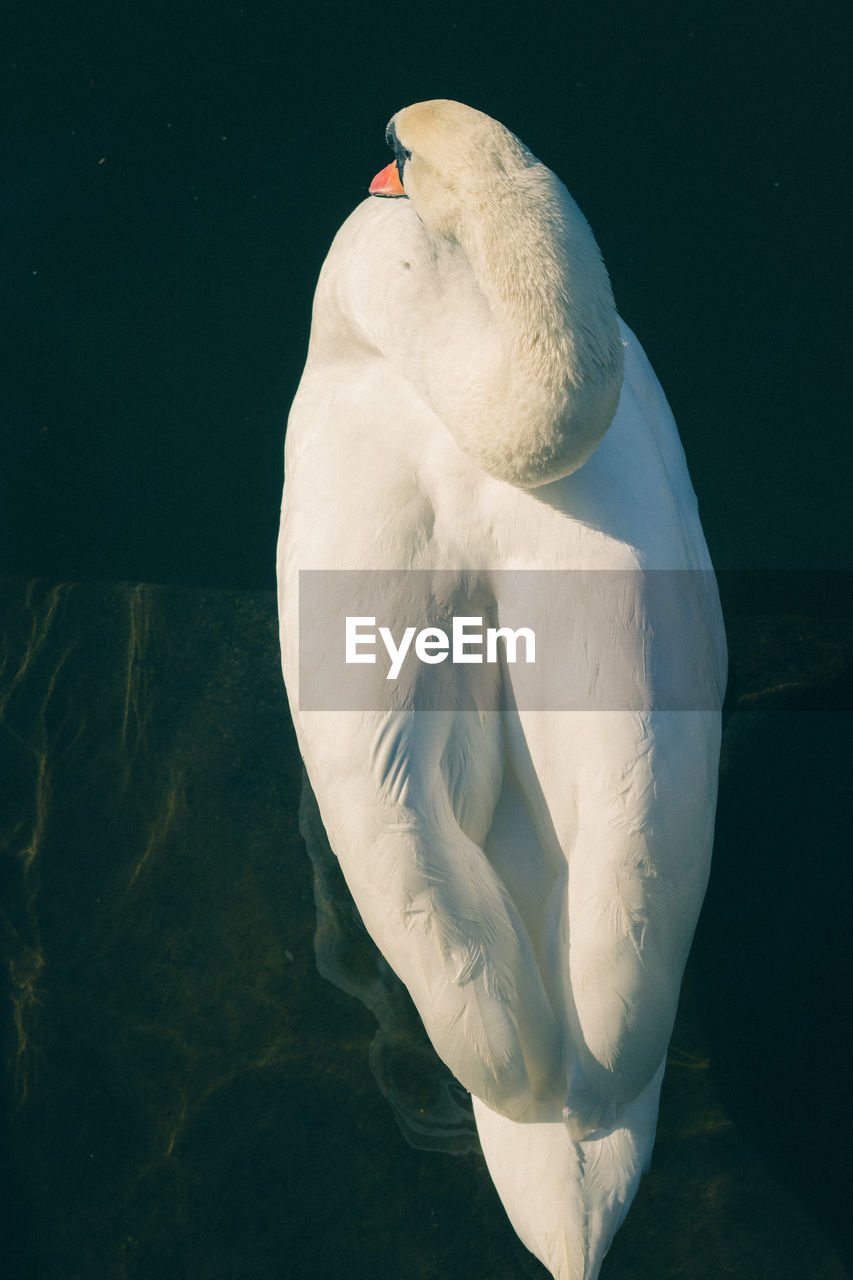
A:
[369,160,407,198]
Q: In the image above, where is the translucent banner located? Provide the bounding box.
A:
[296,569,728,712]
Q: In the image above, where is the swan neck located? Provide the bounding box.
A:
[442,176,624,487]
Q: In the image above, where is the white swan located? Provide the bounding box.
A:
[277,100,726,1279]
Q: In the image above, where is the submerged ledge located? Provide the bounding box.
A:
[0,578,849,1279]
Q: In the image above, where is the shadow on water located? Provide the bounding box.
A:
[0,576,850,1278]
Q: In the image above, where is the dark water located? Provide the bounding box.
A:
[3,0,851,585]
[4,1,853,1276]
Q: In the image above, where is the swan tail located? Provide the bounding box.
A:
[471,1059,664,1280]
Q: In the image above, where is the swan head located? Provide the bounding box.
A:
[364,99,625,486]
[382,100,537,240]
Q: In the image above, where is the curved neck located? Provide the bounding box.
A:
[430,171,624,488]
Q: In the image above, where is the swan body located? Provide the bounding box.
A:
[277,101,726,1279]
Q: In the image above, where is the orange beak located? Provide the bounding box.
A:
[369,160,406,198]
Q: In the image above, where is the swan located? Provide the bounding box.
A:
[276,100,726,1279]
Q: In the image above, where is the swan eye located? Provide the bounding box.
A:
[394,145,411,187]
[385,121,411,187]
